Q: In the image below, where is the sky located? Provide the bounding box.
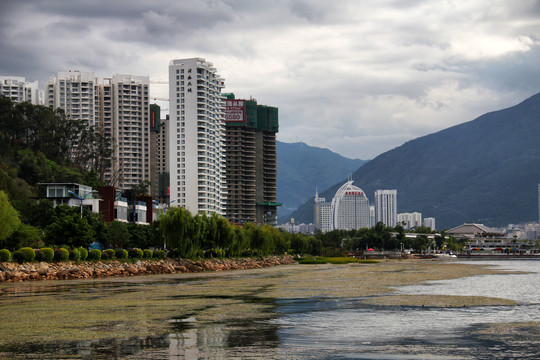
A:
[1,0,539,159]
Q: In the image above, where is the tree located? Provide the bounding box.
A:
[44,205,94,248]
[0,190,21,247]
[108,221,130,248]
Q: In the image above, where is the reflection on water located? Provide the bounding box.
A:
[0,260,538,359]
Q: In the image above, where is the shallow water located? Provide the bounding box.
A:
[274,260,540,359]
[0,260,538,359]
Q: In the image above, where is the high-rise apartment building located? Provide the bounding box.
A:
[374,189,397,227]
[101,74,150,190]
[168,58,226,215]
[314,190,332,232]
[423,217,436,230]
[47,71,98,125]
[47,71,151,191]
[397,212,422,229]
[0,76,41,104]
[222,94,280,225]
[332,181,371,230]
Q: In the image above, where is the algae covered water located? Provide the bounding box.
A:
[0,260,538,359]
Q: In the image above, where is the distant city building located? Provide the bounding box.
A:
[0,76,41,104]
[222,94,280,225]
[331,180,371,230]
[314,189,332,233]
[446,223,504,239]
[374,189,397,227]
[423,217,436,230]
[168,58,226,215]
[397,212,422,229]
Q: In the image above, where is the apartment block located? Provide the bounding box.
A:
[47,71,151,192]
[374,189,397,227]
[47,71,98,125]
[168,58,226,215]
[0,76,41,104]
[222,94,280,225]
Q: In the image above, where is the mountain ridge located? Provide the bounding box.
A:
[276,141,367,218]
[286,92,540,229]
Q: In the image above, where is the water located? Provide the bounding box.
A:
[0,260,539,359]
[274,260,540,359]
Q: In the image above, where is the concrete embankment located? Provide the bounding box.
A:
[0,255,296,283]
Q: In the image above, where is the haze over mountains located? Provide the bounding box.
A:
[282,92,540,230]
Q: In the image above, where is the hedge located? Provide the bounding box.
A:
[129,248,144,259]
[0,249,11,262]
[54,248,69,262]
[40,248,55,262]
[88,249,101,260]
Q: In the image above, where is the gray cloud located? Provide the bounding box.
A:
[1,0,539,159]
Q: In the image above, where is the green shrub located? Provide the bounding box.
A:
[69,248,81,262]
[129,248,144,259]
[88,249,101,260]
[54,248,69,262]
[19,247,36,262]
[0,249,11,262]
[155,250,166,259]
[120,249,128,259]
[13,250,26,264]
[104,249,116,259]
[35,249,44,261]
[143,249,153,259]
[114,248,127,259]
[78,247,88,261]
[40,248,55,262]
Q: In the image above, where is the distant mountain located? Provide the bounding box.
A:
[288,92,540,230]
[276,141,367,219]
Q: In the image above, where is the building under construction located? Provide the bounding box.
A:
[223,94,281,225]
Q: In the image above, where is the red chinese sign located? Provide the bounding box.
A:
[224,99,246,123]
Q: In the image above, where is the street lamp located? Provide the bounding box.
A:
[68,190,96,218]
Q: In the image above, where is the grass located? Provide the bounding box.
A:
[298,256,379,264]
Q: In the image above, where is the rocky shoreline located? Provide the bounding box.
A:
[0,255,296,283]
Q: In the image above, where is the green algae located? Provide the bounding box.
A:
[0,260,518,351]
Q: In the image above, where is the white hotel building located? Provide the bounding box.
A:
[168,58,226,215]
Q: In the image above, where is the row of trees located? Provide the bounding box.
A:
[0,195,161,252]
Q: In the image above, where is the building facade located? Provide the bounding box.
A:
[222,94,280,225]
[397,212,422,229]
[314,190,332,232]
[423,217,436,230]
[168,58,226,215]
[374,189,397,227]
[47,71,98,125]
[101,74,150,190]
[0,76,41,104]
[331,181,371,230]
[47,71,151,191]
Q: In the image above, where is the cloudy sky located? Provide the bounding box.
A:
[1,0,539,159]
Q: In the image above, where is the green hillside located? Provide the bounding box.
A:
[288,92,540,229]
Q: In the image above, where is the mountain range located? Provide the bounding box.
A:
[283,92,540,230]
[276,141,366,218]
